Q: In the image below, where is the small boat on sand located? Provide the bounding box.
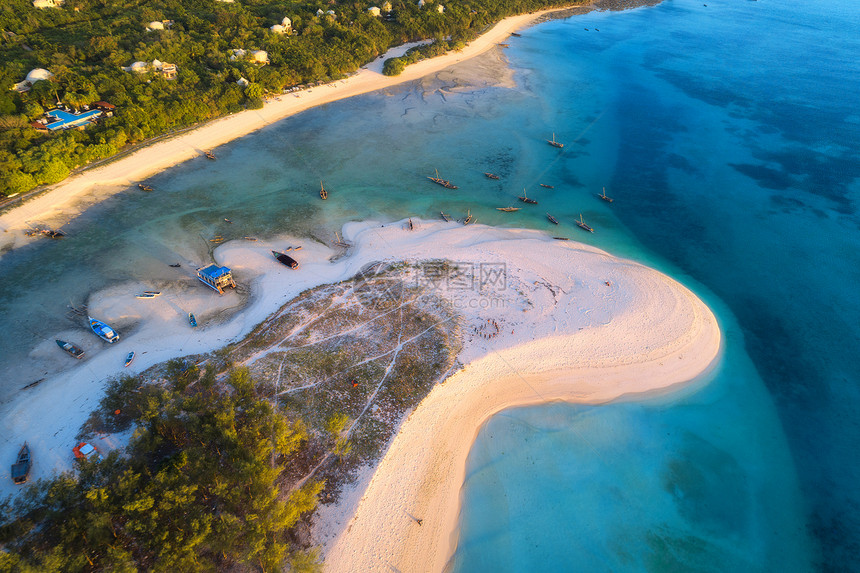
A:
[547,133,564,148]
[441,211,452,222]
[599,186,614,203]
[497,207,521,212]
[510,32,522,37]
[540,183,554,189]
[138,183,154,192]
[547,213,559,224]
[244,236,258,241]
[11,444,31,485]
[188,313,197,327]
[553,237,570,241]
[272,250,299,269]
[427,169,458,189]
[136,291,161,299]
[484,172,500,180]
[319,181,328,200]
[169,263,181,268]
[518,190,538,205]
[576,213,594,233]
[56,339,85,359]
[88,316,119,344]
[124,351,135,367]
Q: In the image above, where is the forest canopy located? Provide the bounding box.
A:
[0,0,577,197]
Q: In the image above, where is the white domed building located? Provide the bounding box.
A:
[281,17,292,28]
[368,6,381,16]
[26,68,53,84]
[146,21,164,31]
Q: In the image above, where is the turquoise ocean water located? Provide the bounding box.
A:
[0,0,857,569]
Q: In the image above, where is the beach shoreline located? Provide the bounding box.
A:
[0,6,577,247]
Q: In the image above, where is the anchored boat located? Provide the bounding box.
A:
[427,169,458,189]
[56,339,85,359]
[599,186,614,203]
[576,213,594,233]
[547,133,564,148]
[518,189,538,205]
[546,213,559,225]
[138,183,153,192]
[484,172,500,180]
[88,316,119,344]
[496,207,521,212]
[540,183,554,189]
[440,211,452,222]
[320,181,328,200]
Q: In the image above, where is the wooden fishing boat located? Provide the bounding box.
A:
[496,207,521,212]
[518,190,538,205]
[498,43,510,48]
[138,183,154,192]
[320,181,328,200]
[188,313,197,327]
[243,236,258,241]
[204,150,216,160]
[169,263,181,268]
[224,218,232,224]
[427,169,458,189]
[441,211,452,222]
[553,237,570,241]
[463,210,473,225]
[56,339,85,359]
[546,213,559,225]
[547,133,564,148]
[599,186,614,203]
[124,351,135,367]
[334,232,351,248]
[11,444,31,485]
[272,250,299,269]
[484,172,500,180]
[510,32,521,37]
[540,183,554,189]
[576,213,594,233]
[88,316,120,344]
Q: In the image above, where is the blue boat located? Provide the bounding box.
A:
[124,351,135,367]
[188,313,197,327]
[88,316,119,343]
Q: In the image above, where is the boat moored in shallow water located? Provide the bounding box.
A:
[88,316,119,343]
[576,213,594,233]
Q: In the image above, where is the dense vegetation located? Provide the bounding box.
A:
[0,366,323,572]
[0,0,577,197]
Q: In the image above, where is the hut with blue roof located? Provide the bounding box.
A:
[196,264,236,294]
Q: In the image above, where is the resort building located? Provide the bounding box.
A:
[250,50,269,64]
[270,24,287,34]
[436,4,444,12]
[236,77,250,87]
[196,265,237,295]
[11,68,53,93]
[382,1,392,11]
[160,63,177,80]
[368,6,381,17]
[32,0,63,8]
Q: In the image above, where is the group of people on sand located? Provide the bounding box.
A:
[474,318,503,340]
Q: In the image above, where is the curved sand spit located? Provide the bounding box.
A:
[315,222,722,572]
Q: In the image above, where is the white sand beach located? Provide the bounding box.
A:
[0,220,721,572]
[0,6,582,248]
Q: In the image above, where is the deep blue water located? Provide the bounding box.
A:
[0,0,858,569]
